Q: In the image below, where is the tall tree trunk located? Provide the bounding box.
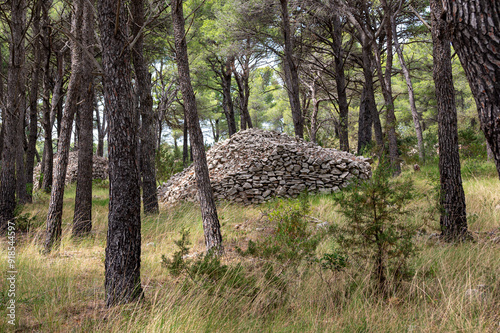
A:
[233,55,253,131]
[361,41,383,150]
[332,13,349,152]
[172,0,223,254]
[26,0,42,202]
[430,0,468,241]
[99,0,143,306]
[14,0,28,205]
[357,86,373,154]
[45,0,84,252]
[131,0,159,214]
[376,0,400,175]
[443,0,500,179]
[73,0,95,237]
[0,0,26,232]
[183,113,188,167]
[280,0,303,139]
[391,16,425,163]
[222,57,237,135]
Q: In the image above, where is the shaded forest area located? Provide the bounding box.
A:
[0,0,499,331]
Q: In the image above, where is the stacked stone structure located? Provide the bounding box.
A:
[33,151,108,190]
[159,129,371,205]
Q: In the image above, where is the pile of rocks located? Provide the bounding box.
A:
[158,128,371,205]
[33,151,108,190]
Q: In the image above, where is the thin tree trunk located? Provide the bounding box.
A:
[26,0,42,202]
[391,16,425,163]
[332,14,349,152]
[172,0,223,254]
[375,0,400,175]
[99,0,143,306]
[443,0,500,179]
[430,0,468,241]
[357,86,373,154]
[183,113,188,167]
[362,41,383,149]
[131,0,159,214]
[73,0,95,237]
[45,0,84,252]
[233,56,253,131]
[222,57,237,135]
[280,0,303,139]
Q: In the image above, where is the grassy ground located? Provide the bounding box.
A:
[1,161,499,332]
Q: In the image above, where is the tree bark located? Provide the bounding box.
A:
[131,0,159,214]
[233,54,253,131]
[357,85,373,154]
[25,0,42,203]
[172,0,223,254]
[391,14,425,163]
[332,14,349,152]
[430,0,468,241]
[45,0,84,252]
[375,0,400,175]
[73,0,95,237]
[183,113,189,167]
[443,0,500,179]
[0,0,26,232]
[280,0,303,139]
[99,0,143,306]
[222,57,237,135]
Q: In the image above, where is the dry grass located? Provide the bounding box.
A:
[1,162,499,332]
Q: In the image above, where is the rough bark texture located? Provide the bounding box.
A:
[392,15,425,163]
[172,0,223,254]
[45,0,84,252]
[332,14,349,152]
[26,0,42,203]
[222,57,237,135]
[99,0,143,306]
[430,0,468,241]
[14,0,28,205]
[131,0,159,214]
[73,0,95,237]
[443,0,500,179]
[376,0,400,175]
[280,0,303,139]
[0,0,27,232]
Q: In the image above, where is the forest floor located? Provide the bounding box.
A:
[1,159,499,332]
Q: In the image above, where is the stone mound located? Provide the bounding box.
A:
[33,151,108,191]
[158,128,371,205]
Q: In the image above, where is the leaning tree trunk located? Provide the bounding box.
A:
[280,0,303,139]
[391,15,425,163]
[44,0,83,252]
[131,0,159,214]
[73,0,95,237]
[172,0,223,254]
[430,0,468,241]
[26,0,42,202]
[99,0,143,306]
[443,0,500,179]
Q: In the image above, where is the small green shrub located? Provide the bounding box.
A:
[155,144,185,183]
[332,159,419,295]
[238,192,326,262]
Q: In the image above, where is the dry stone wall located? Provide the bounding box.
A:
[33,151,108,191]
[159,129,371,205]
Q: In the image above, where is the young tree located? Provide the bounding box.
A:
[443,0,500,179]
[98,0,143,306]
[73,0,95,237]
[172,0,223,254]
[430,0,468,241]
